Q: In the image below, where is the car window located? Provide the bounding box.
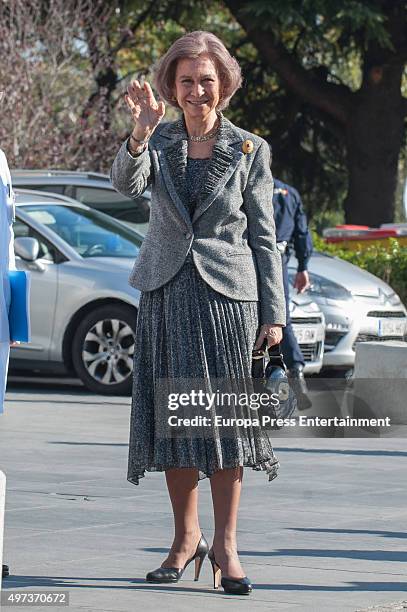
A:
[124,220,149,236]
[22,204,142,258]
[74,186,150,225]
[13,219,56,262]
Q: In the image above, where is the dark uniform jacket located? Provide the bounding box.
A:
[273,178,313,272]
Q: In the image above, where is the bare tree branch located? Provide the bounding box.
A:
[0,0,123,172]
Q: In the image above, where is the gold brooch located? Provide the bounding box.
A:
[242,139,254,154]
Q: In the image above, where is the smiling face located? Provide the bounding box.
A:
[173,55,221,121]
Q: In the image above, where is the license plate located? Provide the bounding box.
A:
[378,318,406,337]
[293,326,317,344]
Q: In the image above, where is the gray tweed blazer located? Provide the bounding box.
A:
[110,114,286,326]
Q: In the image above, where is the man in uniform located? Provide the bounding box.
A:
[1,137,15,580]
[272,176,313,409]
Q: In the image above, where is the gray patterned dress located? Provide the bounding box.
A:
[127,157,280,485]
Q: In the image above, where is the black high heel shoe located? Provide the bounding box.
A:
[208,548,252,595]
[146,533,209,583]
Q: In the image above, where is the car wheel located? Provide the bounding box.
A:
[72,304,136,395]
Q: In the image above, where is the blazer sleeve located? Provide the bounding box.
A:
[242,140,286,327]
[110,138,153,199]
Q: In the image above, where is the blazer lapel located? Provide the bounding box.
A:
[192,116,243,223]
[156,118,192,230]
[156,114,244,227]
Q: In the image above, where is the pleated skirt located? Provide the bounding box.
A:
[128,252,280,485]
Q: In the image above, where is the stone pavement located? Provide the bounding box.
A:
[0,377,406,612]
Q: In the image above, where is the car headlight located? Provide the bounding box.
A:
[288,271,352,301]
[326,321,350,332]
[387,292,401,305]
[307,276,352,300]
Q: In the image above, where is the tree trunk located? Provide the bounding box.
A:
[344,29,406,225]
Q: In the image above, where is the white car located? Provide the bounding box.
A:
[288,252,407,371]
[289,290,325,374]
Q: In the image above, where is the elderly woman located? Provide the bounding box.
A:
[111,31,286,595]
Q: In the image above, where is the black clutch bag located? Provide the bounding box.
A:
[251,341,297,429]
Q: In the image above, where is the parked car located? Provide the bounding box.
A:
[288,252,407,371]
[11,189,324,394]
[289,291,325,374]
[11,189,143,395]
[11,169,151,235]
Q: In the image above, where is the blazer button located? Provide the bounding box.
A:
[184,232,192,239]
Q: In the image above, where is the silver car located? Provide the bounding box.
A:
[288,252,407,371]
[11,169,151,235]
[11,189,324,394]
[11,189,143,395]
[289,290,325,374]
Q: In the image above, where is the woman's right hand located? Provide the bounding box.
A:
[125,79,165,142]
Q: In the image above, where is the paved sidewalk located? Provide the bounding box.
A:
[0,379,406,611]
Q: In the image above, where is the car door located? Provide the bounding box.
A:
[11,217,59,361]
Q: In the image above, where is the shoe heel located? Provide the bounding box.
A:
[194,552,206,581]
[211,560,221,589]
[208,551,221,589]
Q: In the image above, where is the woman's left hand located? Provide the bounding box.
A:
[254,324,283,350]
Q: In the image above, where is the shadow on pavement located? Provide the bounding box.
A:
[48,442,128,446]
[2,575,222,595]
[3,575,407,593]
[238,549,407,562]
[289,528,407,539]
[274,447,407,457]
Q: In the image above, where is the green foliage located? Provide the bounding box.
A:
[219,1,356,216]
[241,0,392,49]
[312,234,407,304]
[309,209,345,234]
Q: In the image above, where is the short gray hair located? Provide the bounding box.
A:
[153,31,242,111]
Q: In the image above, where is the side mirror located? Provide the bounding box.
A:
[14,237,40,262]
